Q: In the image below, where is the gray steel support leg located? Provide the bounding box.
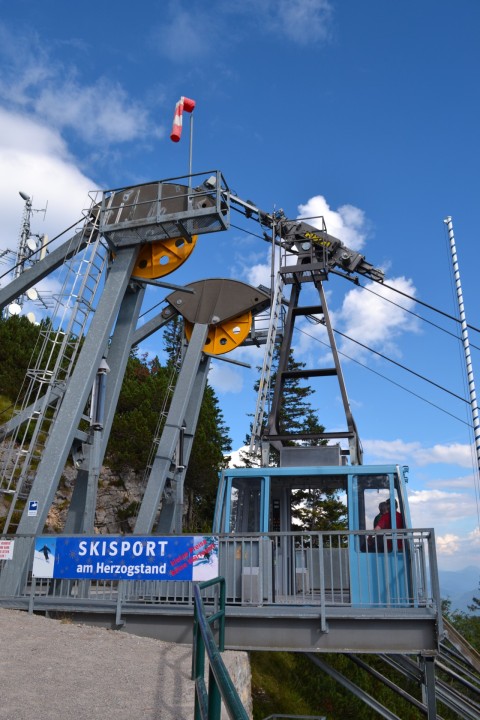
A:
[64,433,102,534]
[64,281,146,534]
[420,655,437,720]
[0,247,139,594]
[64,467,93,534]
[156,354,211,533]
[134,322,209,534]
[315,280,362,464]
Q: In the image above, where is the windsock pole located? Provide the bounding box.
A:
[188,108,194,178]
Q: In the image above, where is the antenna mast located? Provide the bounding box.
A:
[444,216,480,514]
[4,192,48,320]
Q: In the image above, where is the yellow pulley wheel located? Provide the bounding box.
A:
[184,311,252,355]
[133,235,197,279]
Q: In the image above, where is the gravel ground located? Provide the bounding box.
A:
[0,608,198,720]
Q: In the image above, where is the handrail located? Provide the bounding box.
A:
[192,577,249,720]
[442,616,480,673]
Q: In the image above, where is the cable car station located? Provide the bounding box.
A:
[0,171,478,718]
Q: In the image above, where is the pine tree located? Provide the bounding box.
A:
[241,343,347,530]
[162,314,184,367]
[106,350,169,472]
[275,349,326,442]
[184,386,231,531]
[162,316,232,530]
[0,315,44,403]
[241,345,326,467]
[0,313,232,531]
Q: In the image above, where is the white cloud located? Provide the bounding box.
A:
[209,361,244,394]
[408,488,473,521]
[239,0,333,45]
[154,9,217,62]
[226,446,250,467]
[363,438,474,468]
[33,80,151,145]
[334,276,419,359]
[414,443,475,467]
[154,1,333,60]
[246,261,272,289]
[0,24,159,148]
[436,533,462,556]
[468,526,480,547]
[0,108,97,257]
[274,0,333,44]
[236,195,419,369]
[426,474,476,489]
[298,195,368,250]
[436,529,480,567]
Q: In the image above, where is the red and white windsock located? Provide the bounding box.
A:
[170,96,196,142]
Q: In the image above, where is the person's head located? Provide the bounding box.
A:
[379,501,388,514]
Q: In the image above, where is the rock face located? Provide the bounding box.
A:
[0,464,146,534]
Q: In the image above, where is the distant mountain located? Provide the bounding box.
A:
[439,566,480,613]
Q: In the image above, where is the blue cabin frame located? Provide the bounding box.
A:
[213,464,413,606]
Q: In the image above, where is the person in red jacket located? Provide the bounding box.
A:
[375,500,404,551]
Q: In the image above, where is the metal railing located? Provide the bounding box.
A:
[192,577,249,720]
[217,529,440,611]
[0,529,440,617]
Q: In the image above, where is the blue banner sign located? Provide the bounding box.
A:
[32,535,219,582]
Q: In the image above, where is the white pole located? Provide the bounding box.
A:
[444,216,480,475]
[188,113,193,178]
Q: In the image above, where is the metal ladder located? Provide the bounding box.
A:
[249,272,284,454]
[0,193,108,530]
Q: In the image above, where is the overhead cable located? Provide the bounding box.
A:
[327,325,468,404]
[296,326,473,428]
[334,270,480,335]
[332,272,480,352]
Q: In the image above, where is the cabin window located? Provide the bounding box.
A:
[228,477,262,533]
[289,488,348,531]
[353,474,390,531]
[289,477,348,532]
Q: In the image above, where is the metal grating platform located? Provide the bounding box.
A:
[98,171,230,246]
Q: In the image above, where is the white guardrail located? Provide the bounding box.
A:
[0,529,440,614]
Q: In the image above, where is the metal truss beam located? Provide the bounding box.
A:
[134,322,210,534]
[0,230,88,311]
[0,246,139,593]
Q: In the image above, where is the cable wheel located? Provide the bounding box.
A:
[184,311,252,355]
[133,235,197,279]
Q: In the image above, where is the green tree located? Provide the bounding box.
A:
[240,344,346,531]
[162,314,184,367]
[0,312,232,531]
[0,315,44,403]
[160,314,233,529]
[468,582,480,613]
[443,595,480,652]
[275,349,326,442]
[290,487,347,531]
[184,385,231,531]
[106,350,169,472]
[241,346,327,466]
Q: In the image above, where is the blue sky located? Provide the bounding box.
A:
[0,0,479,576]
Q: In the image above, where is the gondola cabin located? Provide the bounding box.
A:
[213,456,414,608]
